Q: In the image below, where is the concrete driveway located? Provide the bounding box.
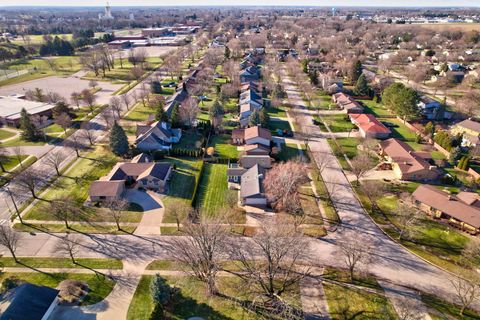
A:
[124,189,161,211]
[124,189,164,236]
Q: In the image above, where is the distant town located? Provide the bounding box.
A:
[0,3,479,320]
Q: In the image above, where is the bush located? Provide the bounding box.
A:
[153,150,166,160]
[1,277,23,292]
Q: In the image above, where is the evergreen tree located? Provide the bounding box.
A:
[259,108,270,127]
[170,104,182,128]
[150,274,173,306]
[248,108,261,127]
[382,83,419,120]
[20,108,40,141]
[109,122,129,156]
[53,101,73,118]
[308,70,319,85]
[155,100,168,122]
[350,60,363,82]
[354,74,370,96]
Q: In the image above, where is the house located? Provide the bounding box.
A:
[240,164,267,207]
[244,144,270,155]
[89,157,172,202]
[231,126,272,147]
[239,88,263,109]
[239,155,272,169]
[136,121,182,151]
[0,95,55,127]
[417,96,452,120]
[451,119,480,147]
[349,113,391,139]
[412,185,480,234]
[379,138,439,181]
[0,283,59,320]
[164,87,189,116]
[239,66,260,83]
[332,92,363,114]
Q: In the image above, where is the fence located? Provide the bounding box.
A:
[0,69,32,82]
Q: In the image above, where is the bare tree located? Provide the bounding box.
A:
[349,152,374,182]
[395,297,426,320]
[263,159,309,214]
[120,94,131,111]
[15,169,44,199]
[167,217,227,296]
[450,277,480,316]
[70,92,82,109]
[394,202,421,241]
[11,146,25,169]
[228,220,308,318]
[50,197,78,229]
[79,121,95,146]
[166,198,190,231]
[56,234,82,264]
[336,238,371,282]
[361,180,387,211]
[44,150,67,176]
[105,198,129,231]
[109,96,122,120]
[54,112,72,134]
[179,97,200,127]
[0,225,19,263]
[130,66,145,81]
[68,134,84,158]
[81,89,96,113]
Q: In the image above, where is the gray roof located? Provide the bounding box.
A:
[137,163,172,180]
[0,283,59,320]
[0,96,55,120]
[240,164,265,198]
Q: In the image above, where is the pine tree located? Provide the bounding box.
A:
[248,108,261,127]
[354,74,370,96]
[155,100,168,122]
[20,108,40,141]
[259,108,270,127]
[224,46,231,59]
[350,60,363,82]
[109,122,129,156]
[170,104,182,128]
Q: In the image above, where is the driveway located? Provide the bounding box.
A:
[125,189,164,236]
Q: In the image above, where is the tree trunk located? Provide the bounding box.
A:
[65,219,70,229]
[10,249,18,263]
[0,162,5,172]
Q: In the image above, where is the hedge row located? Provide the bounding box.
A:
[190,161,206,207]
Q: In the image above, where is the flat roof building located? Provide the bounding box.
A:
[0,96,55,127]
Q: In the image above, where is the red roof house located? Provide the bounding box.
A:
[350,113,391,139]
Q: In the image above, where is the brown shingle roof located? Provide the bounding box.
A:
[244,126,272,141]
[89,180,124,197]
[456,119,480,134]
[413,185,480,228]
[379,138,434,175]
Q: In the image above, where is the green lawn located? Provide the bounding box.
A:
[1,155,28,171]
[267,105,287,118]
[312,92,335,110]
[124,102,156,123]
[127,275,300,320]
[13,223,137,234]
[84,57,161,82]
[380,118,417,142]
[360,100,393,117]
[162,157,203,223]
[175,130,204,150]
[422,293,480,320]
[277,143,302,162]
[0,136,48,147]
[268,119,292,134]
[0,129,17,140]
[0,272,115,305]
[322,114,356,133]
[207,134,238,159]
[323,271,398,320]
[0,257,123,269]
[196,163,238,217]
[311,168,340,226]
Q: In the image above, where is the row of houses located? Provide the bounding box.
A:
[239,81,264,127]
[451,118,480,147]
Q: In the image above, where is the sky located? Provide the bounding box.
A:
[0,0,479,7]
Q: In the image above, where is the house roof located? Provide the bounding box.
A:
[350,114,391,134]
[131,153,152,163]
[244,126,272,142]
[89,180,125,197]
[379,138,435,175]
[412,185,480,228]
[105,163,154,180]
[232,128,245,140]
[0,283,59,320]
[244,143,270,154]
[241,164,265,198]
[456,119,480,134]
[0,96,56,121]
[457,191,480,207]
[137,163,172,181]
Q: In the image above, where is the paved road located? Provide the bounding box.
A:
[279,68,474,308]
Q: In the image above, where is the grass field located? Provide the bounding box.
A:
[207,134,238,159]
[0,257,123,269]
[322,114,356,133]
[162,157,203,223]
[0,272,115,305]
[196,163,237,216]
[277,143,302,162]
[0,129,17,140]
[1,155,28,172]
[127,275,300,320]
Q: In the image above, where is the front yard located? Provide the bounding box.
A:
[207,134,239,159]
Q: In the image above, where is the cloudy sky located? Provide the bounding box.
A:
[0,0,478,6]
